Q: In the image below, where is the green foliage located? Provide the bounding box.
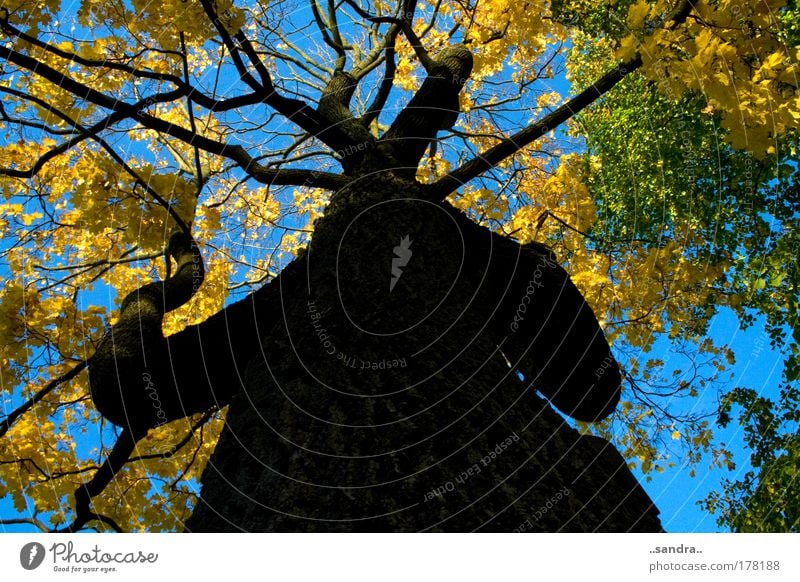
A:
[567,10,800,529]
[702,385,800,531]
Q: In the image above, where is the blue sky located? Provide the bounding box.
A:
[633,308,785,532]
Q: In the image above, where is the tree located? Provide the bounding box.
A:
[565,3,800,530]
[700,385,800,531]
[0,0,796,531]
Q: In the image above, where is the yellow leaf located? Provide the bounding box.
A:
[615,35,638,61]
[21,213,42,226]
[627,0,650,30]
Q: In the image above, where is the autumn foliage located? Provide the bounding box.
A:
[0,0,797,531]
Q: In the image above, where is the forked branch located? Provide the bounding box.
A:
[425,0,697,199]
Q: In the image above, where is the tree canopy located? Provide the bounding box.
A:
[0,0,797,531]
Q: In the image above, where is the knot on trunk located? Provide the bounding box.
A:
[379,44,474,175]
[88,232,208,434]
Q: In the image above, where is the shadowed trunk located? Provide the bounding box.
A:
[182,173,661,532]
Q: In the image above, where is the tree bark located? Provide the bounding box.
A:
[183,173,661,532]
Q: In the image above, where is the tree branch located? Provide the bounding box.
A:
[0,86,123,178]
[310,0,346,71]
[0,84,194,234]
[399,17,435,72]
[0,14,264,113]
[0,360,87,439]
[180,32,206,193]
[0,517,50,532]
[425,0,697,199]
[346,6,432,72]
[316,71,378,171]
[0,51,346,190]
[196,0,263,93]
[347,0,413,80]
[232,29,278,90]
[197,0,360,155]
[379,43,473,174]
[1,5,371,174]
[127,411,214,462]
[327,0,347,72]
[225,145,349,189]
[33,248,163,272]
[426,56,642,200]
[58,428,138,533]
[359,39,397,128]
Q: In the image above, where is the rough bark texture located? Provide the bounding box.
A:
[88,232,208,434]
[183,174,662,532]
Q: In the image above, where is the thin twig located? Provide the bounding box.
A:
[0,360,87,438]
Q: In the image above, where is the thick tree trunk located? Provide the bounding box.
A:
[183,173,662,532]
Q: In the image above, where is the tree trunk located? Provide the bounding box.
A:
[183,173,662,532]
